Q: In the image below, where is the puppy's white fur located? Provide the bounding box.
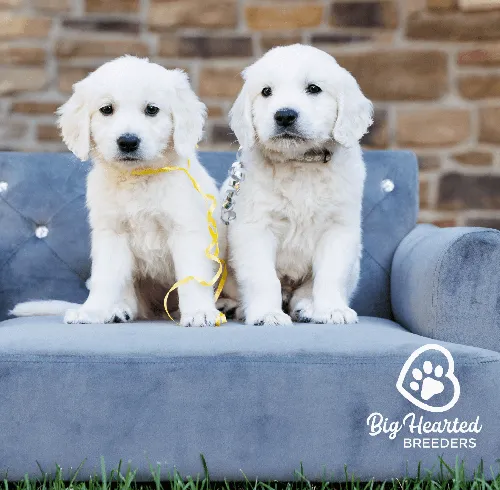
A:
[12,56,224,327]
[222,44,373,326]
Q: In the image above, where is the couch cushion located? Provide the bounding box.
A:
[0,150,418,321]
[0,315,499,481]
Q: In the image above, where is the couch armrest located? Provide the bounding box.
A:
[391,224,500,352]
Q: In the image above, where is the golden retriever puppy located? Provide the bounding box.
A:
[220,45,373,326]
[12,56,225,327]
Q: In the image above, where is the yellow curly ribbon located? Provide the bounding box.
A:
[131,160,227,326]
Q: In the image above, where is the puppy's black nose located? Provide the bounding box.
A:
[117,133,140,153]
[274,108,298,128]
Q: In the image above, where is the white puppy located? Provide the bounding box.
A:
[12,56,224,327]
[221,44,373,326]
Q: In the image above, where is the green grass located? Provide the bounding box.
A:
[3,457,500,490]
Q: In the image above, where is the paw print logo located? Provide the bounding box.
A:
[410,361,445,400]
[396,344,460,413]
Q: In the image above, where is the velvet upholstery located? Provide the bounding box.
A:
[392,224,500,353]
[1,315,499,481]
[2,150,500,482]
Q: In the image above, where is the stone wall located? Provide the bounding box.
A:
[1,0,500,227]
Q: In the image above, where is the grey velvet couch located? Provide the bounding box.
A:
[1,150,500,482]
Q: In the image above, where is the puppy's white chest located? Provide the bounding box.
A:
[277,177,331,218]
[267,171,334,280]
[123,188,174,277]
[98,177,174,280]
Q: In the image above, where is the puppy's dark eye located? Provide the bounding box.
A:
[99,105,113,116]
[306,84,322,95]
[145,104,159,116]
[261,87,272,98]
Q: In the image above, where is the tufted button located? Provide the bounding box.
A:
[35,226,49,239]
[381,179,395,193]
[0,181,8,193]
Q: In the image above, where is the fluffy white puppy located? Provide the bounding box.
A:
[221,44,373,326]
[12,56,224,327]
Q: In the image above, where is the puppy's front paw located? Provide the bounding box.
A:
[64,304,133,324]
[247,310,292,326]
[291,299,358,325]
[313,306,358,325]
[180,309,221,328]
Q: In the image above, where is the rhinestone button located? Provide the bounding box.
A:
[0,181,8,193]
[35,226,49,239]
[381,179,395,193]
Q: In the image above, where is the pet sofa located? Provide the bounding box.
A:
[1,150,500,481]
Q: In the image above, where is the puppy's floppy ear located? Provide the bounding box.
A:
[229,80,254,149]
[56,80,90,161]
[333,67,373,148]
[169,69,207,159]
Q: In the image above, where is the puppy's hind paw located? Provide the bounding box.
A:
[64,305,133,324]
[216,297,244,321]
[247,310,292,326]
[216,297,237,315]
[290,298,314,323]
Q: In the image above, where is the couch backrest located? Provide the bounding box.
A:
[0,151,418,322]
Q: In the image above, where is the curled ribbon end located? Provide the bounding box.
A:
[215,312,227,327]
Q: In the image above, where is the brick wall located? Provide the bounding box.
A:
[1,0,500,227]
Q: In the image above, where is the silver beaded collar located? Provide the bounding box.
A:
[220,147,332,225]
[221,150,244,225]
